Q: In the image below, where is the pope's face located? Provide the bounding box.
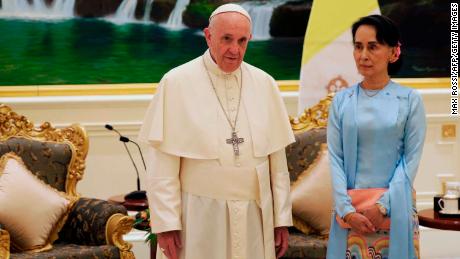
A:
[204,12,252,73]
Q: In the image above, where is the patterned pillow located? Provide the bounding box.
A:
[0,152,77,252]
[290,144,333,235]
[286,128,327,183]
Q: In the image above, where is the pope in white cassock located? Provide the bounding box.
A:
[138,3,295,259]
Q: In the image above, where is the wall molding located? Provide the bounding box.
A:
[0,78,450,97]
[52,122,142,137]
[51,111,458,137]
[426,114,460,123]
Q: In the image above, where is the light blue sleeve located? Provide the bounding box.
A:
[328,94,355,218]
[378,90,426,215]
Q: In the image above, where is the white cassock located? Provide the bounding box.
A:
[138,50,295,259]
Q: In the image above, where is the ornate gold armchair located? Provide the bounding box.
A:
[282,94,334,259]
[0,104,134,259]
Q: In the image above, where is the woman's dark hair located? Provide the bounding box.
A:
[351,14,402,75]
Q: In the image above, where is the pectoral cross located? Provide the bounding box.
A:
[226,131,244,156]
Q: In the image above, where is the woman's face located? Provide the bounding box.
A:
[353,25,397,80]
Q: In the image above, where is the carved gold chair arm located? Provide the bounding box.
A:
[289,93,334,132]
[0,228,10,259]
[105,213,135,259]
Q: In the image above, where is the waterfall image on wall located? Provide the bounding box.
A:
[0,0,308,85]
[0,0,75,19]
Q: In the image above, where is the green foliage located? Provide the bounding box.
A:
[133,209,157,245]
[186,1,215,21]
[146,232,157,245]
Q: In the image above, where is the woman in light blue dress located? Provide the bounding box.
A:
[327,15,426,259]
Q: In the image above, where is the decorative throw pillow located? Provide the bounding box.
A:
[286,128,327,183]
[290,144,333,235]
[0,152,76,252]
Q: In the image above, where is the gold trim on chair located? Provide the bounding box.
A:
[0,228,10,259]
[106,213,135,259]
[290,93,334,132]
[0,104,89,198]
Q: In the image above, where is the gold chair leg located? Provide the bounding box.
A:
[106,213,135,259]
[0,228,10,259]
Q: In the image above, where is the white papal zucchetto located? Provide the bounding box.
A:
[209,3,252,24]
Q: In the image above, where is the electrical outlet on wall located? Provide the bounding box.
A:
[442,124,457,138]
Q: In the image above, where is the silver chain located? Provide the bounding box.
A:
[202,57,243,132]
[360,83,382,97]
